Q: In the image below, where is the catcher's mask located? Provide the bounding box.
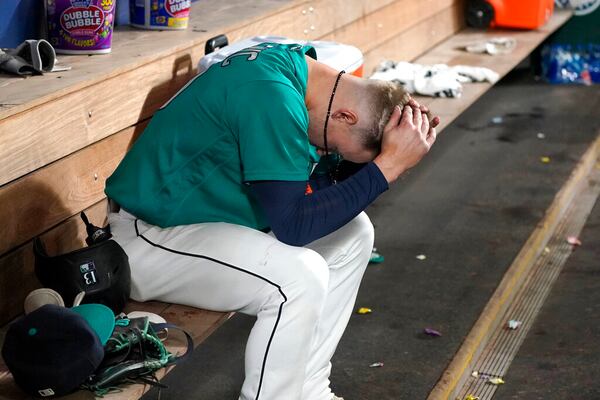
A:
[33,212,131,314]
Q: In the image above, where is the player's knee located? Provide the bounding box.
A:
[353,212,375,258]
[287,249,329,315]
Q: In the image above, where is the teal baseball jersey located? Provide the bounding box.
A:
[105,43,318,229]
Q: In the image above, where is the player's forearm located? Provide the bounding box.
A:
[250,162,388,246]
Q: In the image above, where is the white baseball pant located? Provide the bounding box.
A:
[108,209,374,400]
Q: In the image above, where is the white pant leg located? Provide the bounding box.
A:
[301,212,375,400]
[108,211,330,400]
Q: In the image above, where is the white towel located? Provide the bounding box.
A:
[370,61,500,98]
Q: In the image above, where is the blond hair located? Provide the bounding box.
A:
[355,80,413,152]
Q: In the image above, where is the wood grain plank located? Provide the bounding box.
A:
[362,2,466,75]
[161,305,232,346]
[226,0,397,43]
[0,123,143,256]
[0,53,193,187]
[319,0,457,55]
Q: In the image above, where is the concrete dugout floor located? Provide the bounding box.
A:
[498,200,600,400]
[143,68,600,400]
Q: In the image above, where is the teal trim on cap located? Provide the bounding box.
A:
[72,304,115,345]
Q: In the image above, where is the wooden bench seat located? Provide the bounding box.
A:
[0,0,571,397]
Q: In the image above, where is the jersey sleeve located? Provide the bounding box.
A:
[249,162,389,246]
[227,80,311,182]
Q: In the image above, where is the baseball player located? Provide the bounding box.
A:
[105,42,439,400]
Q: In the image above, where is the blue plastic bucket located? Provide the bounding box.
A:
[130,0,191,30]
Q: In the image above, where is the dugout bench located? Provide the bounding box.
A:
[0,0,571,398]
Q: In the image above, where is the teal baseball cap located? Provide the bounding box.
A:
[2,304,111,397]
[72,303,115,345]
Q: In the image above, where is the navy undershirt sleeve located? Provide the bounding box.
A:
[249,161,389,246]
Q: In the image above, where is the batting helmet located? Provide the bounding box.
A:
[33,213,131,314]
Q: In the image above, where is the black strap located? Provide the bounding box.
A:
[88,360,148,390]
[151,323,194,364]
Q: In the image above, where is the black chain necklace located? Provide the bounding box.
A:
[323,70,345,184]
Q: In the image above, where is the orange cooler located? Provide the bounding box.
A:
[467,0,554,29]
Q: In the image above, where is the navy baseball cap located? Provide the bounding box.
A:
[1,303,115,397]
